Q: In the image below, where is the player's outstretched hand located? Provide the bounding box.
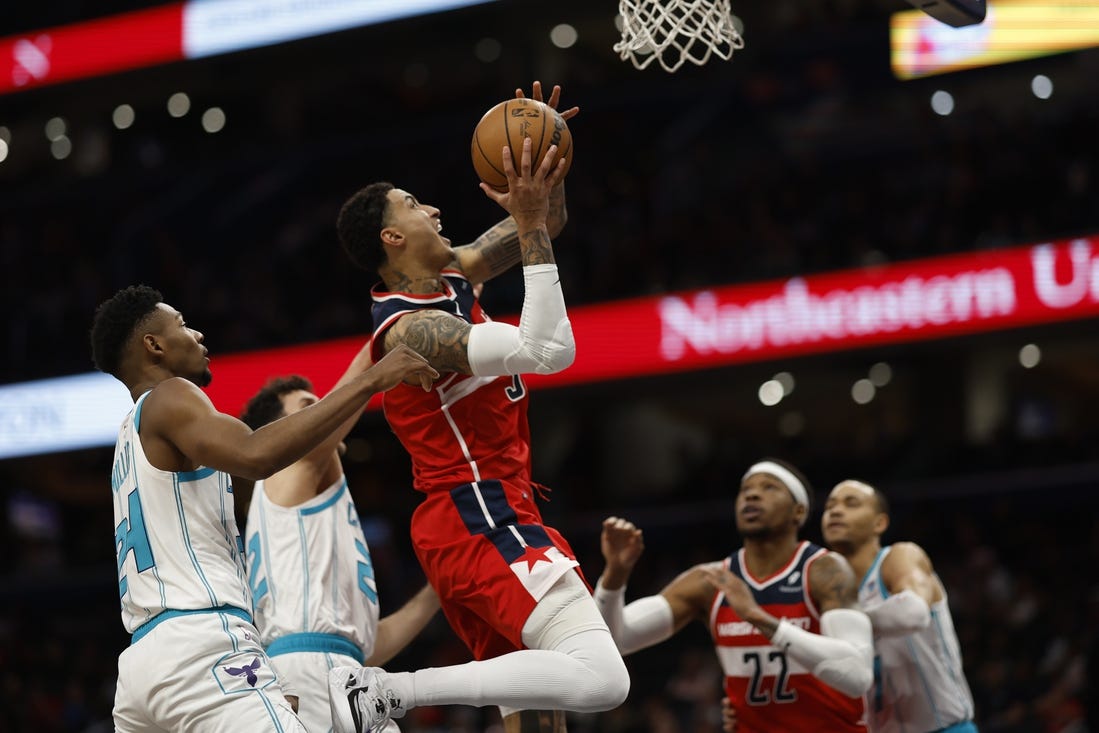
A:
[370,344,439,392]
[601,516,645,574]
[516,80,579,122]
[479,136,566,224]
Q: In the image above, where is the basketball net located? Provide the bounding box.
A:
[615,0,744,73]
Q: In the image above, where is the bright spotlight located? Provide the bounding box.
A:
[869,362,892,387]
[45,116,67,141]
[50,135,72,160]
[759,380,784,407]
[1019,344,1041,369]
[113,104,135,129]
[1031,74,1053,100]
[773,372,795,395]
[201,107,226,133]
[550,24,578,49]
[852,379,876,405]
[930,90,954,116]
[168,92,191,118]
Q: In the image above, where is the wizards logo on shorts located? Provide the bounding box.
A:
[213,651,277,694]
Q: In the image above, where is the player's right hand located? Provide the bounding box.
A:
[601,516,645,572]
[370,343,439,392]
[515,81,580,122]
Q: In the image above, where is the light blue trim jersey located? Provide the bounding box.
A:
[111,392,251,633]
[244,475,380,658]
[860,546,976,733]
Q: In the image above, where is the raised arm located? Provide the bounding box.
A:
[261,340,377,507]
[383,134,574,377]
[869,541,938,637]
[141,345,437,480]
[454,82,574,285]
[364,583,441,667]
[701,552,873,698]
[593,516,713,655]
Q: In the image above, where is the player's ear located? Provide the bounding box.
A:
[874,512,889,536]
[380,226,404,247]
[142,333,163,356]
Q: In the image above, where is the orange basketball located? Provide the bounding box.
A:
[471,98,573,192]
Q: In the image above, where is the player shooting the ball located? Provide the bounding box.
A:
[328,82,630,733]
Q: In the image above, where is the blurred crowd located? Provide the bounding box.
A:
[2,47,1098,385]
[2,3,1099,731]
[1,479,1095,732]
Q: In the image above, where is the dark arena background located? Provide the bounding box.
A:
[1,1,1097,730]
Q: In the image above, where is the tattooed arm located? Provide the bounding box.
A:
[807,552,862,613]
[453,182,566,285]
[381,136,574,377]
[455,80,572,285]
[701,554,873,697]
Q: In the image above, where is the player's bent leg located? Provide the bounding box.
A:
[519,570,631,712]
[330,572,630,727]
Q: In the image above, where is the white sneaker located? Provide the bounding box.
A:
[328,666,404,733]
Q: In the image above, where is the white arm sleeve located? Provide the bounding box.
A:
[770,608,873,698]
[467,264,575,376]
[593,581,675,656]
[866,589,931,637]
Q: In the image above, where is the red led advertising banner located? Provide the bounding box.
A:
[202,236,1099,416]
[1,236,1097,458]
[0,1,495,95]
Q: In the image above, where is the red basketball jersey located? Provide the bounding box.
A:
[370,270,532,493]
[369,271,583,660]
[709,541,866,733]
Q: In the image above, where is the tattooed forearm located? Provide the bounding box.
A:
[546,183,568,238]
[471,220,522,279]
[519,228,556,265]
[386,312,472,374]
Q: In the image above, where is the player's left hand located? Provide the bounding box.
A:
[721,696,738,733]
[516,81,579,122]
[700,565,762,621]
[479,136,565,221]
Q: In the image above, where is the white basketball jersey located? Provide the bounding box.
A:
[111,392,252,633]
[859,546,975,733]
[245,475,380,658]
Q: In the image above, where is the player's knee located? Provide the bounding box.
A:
[586,652,630,711]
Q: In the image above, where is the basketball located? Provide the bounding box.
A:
[471,98,573,192]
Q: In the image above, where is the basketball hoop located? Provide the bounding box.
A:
[615,0,744,73]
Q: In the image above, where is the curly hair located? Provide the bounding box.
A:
[337,181,394,274]
[240,375,314,430]
[90,285,164,379]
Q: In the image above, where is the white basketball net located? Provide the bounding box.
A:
[615,0,744,73]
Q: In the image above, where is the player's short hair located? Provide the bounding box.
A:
[870,484,890,516]
[241,375,314,430]
[90,285,164,379]
[338,182,394,274]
